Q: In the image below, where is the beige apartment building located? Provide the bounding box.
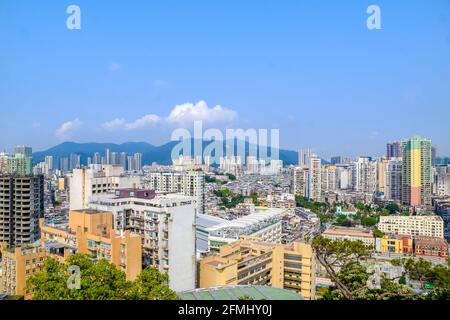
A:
[378,215,444,239]
[199,236,316,300]
[0,209,142,299]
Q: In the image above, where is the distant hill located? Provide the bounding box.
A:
[33,141,324,166]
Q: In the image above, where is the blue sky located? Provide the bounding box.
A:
[1,0,449,158]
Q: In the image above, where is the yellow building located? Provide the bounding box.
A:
[199,236,316,300]
[377,235,413,255]
[40,209,142,281]
[377,159,388,195]
[58,177,66,191]
[0,243,46,299]
[0,210,142,299]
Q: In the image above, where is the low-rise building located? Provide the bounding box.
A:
[375,235,413,255]
[322,226,375,247]
[414,236,448,258]
[335,206,357,216]
[206,208,285,252]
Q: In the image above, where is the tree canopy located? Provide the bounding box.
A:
[312,237,450,300]
[26,254,179,300]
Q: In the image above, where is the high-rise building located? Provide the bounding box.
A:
[330,156,342,165]
[134,153,142,172]
[432,146,437,166]
[385,158,402,201]
[69,153,81,171]
[0,175,44,246]
[69,165,142,210]
[44,156,54,172]
[386,141,402,160]
[105,148,111,165]
[308,154,322,202]
[0,153,8,173]
[148,170,206,215]
[298,149,312,167]
[377,158,389,195]
[355,157,377,194]
[6,154,33,175]
[246,156,259,174]
[89,190,197,292]
[335,164,351,190]
[14,145,32,158]
[111,152,118,165]
[402,136,432,207]
[120,152,127,170]
[434,166,450,197]
[127,156,135,172]
[321,165,337,192]
[291,166,309,197]
[183,170,206,215]
[59,157,69,173]
[93,152,101,165]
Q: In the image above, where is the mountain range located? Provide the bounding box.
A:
[33,141,327,166]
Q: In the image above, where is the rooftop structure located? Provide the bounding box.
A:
[206,208,285,251]
[180,285,304,301]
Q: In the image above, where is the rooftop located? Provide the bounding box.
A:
[71,209,110,215]
[323,226,374,238]
[179,285,304,301]
[415,236,449,246]
[207,208,285,232]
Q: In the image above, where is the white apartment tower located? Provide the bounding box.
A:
[308,154,322,202]
[69,165,142,210]
[89,189,196,292]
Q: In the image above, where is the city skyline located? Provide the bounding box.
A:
[1,1,450,157]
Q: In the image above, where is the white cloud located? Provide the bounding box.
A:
[101,118,126,131]
[101,115,161,131]
[124,114,161,130]
[101,101,237,132]
[55,118,83,140]
[166,100,237,125]
[110,63,121,72]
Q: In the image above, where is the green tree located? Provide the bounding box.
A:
[335,214,352,227]
[392,258,450,299]
[312,237,373,300]
[385,203,400,214]
[130,267,179,300]
[361,216,378,227]
[27,254,178,300]
[312,237,422,300]
[373,229,385,238]
[26,257,71,300]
